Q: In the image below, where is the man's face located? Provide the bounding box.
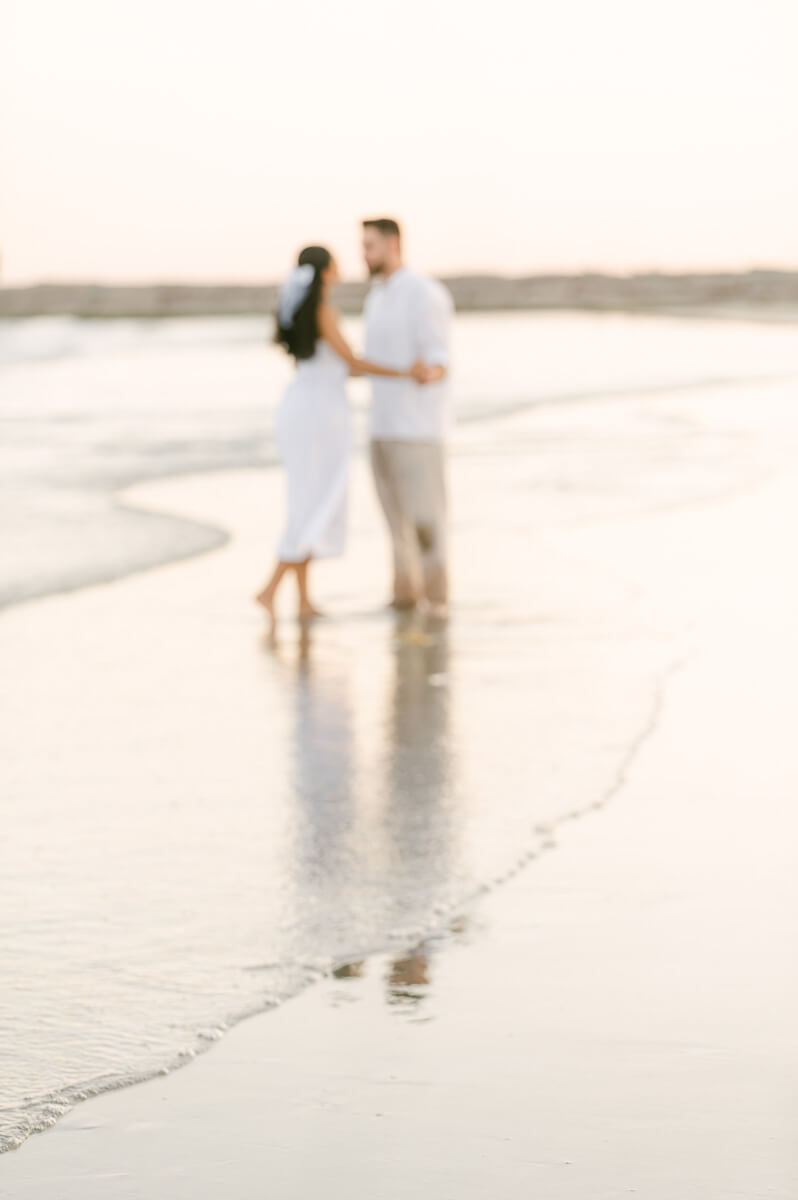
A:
[362,227,390,277]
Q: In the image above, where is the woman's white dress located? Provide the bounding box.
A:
[275,340,352,562]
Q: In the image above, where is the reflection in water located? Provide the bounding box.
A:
[387,946,430,1008]
[332,960,365,980]
[386,916,469,1012]
[265,614,463,997]
[267,628,357,953]
[331,919,470,1014]
[382,615,458,916]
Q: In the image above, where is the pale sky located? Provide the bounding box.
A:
[2,0,798,283]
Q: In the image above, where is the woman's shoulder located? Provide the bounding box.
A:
[317,299,341,327]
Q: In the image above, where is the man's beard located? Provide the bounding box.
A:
[368,262,385,277]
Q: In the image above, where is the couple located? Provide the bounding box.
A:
[256,218,454,627]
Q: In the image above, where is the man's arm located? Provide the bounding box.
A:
[413,282,452,384]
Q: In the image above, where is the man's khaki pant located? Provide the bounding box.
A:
[370,439,448,606]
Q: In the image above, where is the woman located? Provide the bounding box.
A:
[256,245,419,627]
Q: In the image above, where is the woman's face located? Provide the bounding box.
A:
[323,257,340,286]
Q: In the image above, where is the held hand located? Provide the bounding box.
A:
[410,359,431,384]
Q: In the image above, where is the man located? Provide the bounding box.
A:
[362,217,454,614]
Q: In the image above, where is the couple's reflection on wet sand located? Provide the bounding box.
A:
[382,613,459,912]
[332,917,468,1015]
[263,613,462,1002]
[332,945,431,1010]
[266,624,356,885]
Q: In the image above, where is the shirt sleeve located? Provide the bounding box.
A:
[413,281,453,367]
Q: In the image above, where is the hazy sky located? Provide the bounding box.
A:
[3,0,798,282]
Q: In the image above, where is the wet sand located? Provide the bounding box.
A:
[2,415,798,1196]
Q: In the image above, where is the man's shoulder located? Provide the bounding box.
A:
[405,270,454,311]
[362,283,380,319]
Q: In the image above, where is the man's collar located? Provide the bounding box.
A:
[373,265,407,288]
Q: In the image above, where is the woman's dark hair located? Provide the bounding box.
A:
[274,245,331,360]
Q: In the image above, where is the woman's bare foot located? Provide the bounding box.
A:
[255,587,276,627]
[298,603,324,623]
[389,597,417,611]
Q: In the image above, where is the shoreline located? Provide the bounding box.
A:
[3,349,795,616]
[2,459,796,1196]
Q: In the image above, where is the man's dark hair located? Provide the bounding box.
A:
[363,217,401,240]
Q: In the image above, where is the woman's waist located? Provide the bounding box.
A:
[294,352,348,376]
[284,377,349,402]
[279,380,351,417]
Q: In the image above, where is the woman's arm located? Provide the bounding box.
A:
[318,303,414,379]
[415,364,447,383]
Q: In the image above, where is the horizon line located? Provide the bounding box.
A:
[4,265,798,291]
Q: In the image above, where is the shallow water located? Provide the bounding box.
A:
[3,310,798,607]
[1,311,798,1153]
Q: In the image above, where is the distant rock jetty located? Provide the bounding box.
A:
[2,271,798,318]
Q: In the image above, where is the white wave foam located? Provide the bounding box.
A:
[0,315,268,367]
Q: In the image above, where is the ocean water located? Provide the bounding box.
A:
[2,311,798,1154]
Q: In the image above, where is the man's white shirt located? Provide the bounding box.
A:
[363,267,454,442]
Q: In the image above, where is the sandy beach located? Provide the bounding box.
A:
[6,0,798,1186]
[2,379,797,1196]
